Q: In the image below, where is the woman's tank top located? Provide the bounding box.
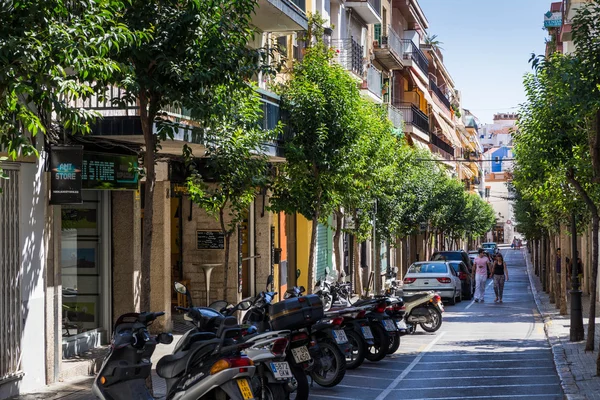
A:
[493,262,505,276]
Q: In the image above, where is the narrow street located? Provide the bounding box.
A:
[308,248,564,400]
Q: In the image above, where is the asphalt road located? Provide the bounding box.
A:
[307,249,564,400]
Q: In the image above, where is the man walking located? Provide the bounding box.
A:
[473,248,491,302]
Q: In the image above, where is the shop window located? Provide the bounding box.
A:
[61,192,105,339]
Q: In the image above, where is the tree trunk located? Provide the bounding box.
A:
[140,92,156,312]
[549,232,556,304]
[333,208,343,278]
[308,213,319,294]
[586,214,598,352]
[560,226,568,315]
[566,173,599,351]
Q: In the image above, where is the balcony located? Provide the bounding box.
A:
[346,0,382,24]
[430,133,455,160]
[396,102,429,140]
[386,104,404,132]
[373,25,404,70]
[401,39,429,77]
[252,0,308,33]
[363,65,382,100]
[331,38,364,77]
[429,78,451,111]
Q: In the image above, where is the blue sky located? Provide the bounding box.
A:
[418,0,551,124]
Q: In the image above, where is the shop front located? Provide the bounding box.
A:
[58,150,139,358]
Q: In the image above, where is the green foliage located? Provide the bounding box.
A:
[186,85,276,236]
[0,0,136,176]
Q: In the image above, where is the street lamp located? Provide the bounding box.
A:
[570,212,584,341]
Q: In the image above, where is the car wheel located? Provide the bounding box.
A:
[449,290,457,305]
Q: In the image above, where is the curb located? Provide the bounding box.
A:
[522,249,585,400]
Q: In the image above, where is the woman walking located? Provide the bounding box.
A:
[493,253,509,303]
[473,249,491,302]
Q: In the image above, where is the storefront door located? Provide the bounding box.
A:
[61,191,111,358]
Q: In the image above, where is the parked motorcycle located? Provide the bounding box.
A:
[324,305,373,369]
[402,291,444,333]
[92,310,256,400]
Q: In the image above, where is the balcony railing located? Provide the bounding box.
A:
[429,78,451,110]
[290,0,306,11]
[366,65,382,99]
[331,38,364,77]
[374,25,403,67]
[367,0,382,18]
[396,102,429,133]
[402,39,429,76]
[430,133,455,159]
[387,104,404,130]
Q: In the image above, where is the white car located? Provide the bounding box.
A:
[402,261,463,305]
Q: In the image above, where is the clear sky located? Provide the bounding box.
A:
[418,0,551,124]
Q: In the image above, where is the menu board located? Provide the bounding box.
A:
[197,231,225,250]
[82,152,139,190]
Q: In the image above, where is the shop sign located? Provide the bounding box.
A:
[544,11,562,28]
[197,230,225,250]
[82,152,138,190]
[50,145,83,204]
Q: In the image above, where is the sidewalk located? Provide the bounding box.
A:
[525,248,600,400]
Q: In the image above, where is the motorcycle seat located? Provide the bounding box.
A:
[180,331,218,352]
[156,339,220,379]
[312,322,333,333]
[403,293,430,303]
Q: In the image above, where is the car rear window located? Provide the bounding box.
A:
[408,263,448,274]
[449,263,462,272]
[432,252,462,261]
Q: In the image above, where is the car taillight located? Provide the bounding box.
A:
[374,303,387,313]
[437,277,451,283]
[292,332,308,342]
[332,317,344,326]
[210,356,253,375]
[356,310,366,318]
[458,272,467,280]
[270,338,288,356]
[403,278,416,284]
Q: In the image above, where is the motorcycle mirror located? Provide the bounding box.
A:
[393,266,399,273]
[299,286,306,293]
[157,332,174,345]
[296,269,301,279]
[340,270,346,278]
[266,274,273,290]
[174,281,188,295]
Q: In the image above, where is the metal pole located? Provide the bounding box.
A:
[570,212,584,341]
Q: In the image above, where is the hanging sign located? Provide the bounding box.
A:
[50,145,83,204]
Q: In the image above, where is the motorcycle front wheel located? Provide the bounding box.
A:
[387,333,401,354]
[310,339,346,387]
[365,323,390,362]
[344,330,365,369]
[419,307,442,333]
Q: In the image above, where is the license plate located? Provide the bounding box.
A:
[383,319,397,331]
[438,303,445,313]
[361,326,374,339]
[237,379,254,400]
[291,346,311,363]
[396,320,407,330]
[269,362,293,379]
[332,329,348,344]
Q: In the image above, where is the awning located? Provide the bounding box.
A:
[461,165,475,179]
[408,71,434,106]
[431,111,461,148]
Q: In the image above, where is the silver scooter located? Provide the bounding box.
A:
[92,310,257,400]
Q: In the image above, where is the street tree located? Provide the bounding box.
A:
[111,0,263,311]
[0,0,135,179]
[185,86,276,301]
[270,14,363,292]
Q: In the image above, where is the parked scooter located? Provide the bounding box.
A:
[209,278,295,400]
[92,310,256,400]
[323,305,373,369]
[402,291,444,333]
